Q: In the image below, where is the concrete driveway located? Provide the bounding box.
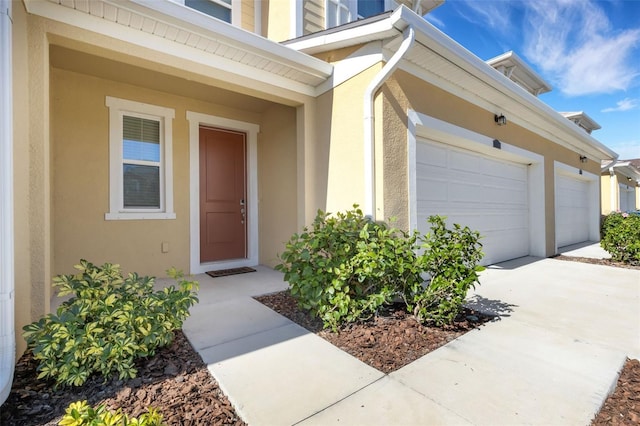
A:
[181,256,640,425]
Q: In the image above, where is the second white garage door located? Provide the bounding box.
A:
[416,139,529,265]
[555,174,590,247]
[619,184,636,212]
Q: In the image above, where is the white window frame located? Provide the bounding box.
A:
[172,0,240,26]
[326,0,356,28]
[105,96,176,220]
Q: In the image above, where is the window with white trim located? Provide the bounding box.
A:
[105,97,175,220]
[326,0,356,28]
[184,0,232,22]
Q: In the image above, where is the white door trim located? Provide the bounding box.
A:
[407,110,546,259]
[554,161,599,251]
[187,111,260,274]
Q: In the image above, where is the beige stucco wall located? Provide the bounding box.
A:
[314,64,384,215]
[264,0,291,41]
[379,70,601,256]
[12,0,32,358]
[601,170,640,214]
[257,104,299,266]
[51,65,299,276]
[601,173,614,214]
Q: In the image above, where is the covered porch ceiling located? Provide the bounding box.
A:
[50,43,275,113]
[25,0,334,105]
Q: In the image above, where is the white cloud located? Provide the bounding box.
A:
[606,140,640,160]
[522,0,640,96]
[453,0,512,34]
[602,98,639,113]
[424,14,445,29]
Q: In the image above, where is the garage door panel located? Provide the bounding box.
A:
[417,142,447,165]
[450,150,480,171]
[556,174,590,247]
[416,139,530,265]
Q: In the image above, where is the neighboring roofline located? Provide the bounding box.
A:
[24,0,333,96]
[286,5,618,161]
[486,51,552,96]
[560,111,602,132]
[602,160,640,183]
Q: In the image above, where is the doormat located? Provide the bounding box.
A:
[206,267,256,278]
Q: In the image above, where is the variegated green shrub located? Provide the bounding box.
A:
[23,260,199,388]
[58,400,164,426]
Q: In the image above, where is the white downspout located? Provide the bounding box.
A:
[363,26,415,218]
[609,167,616,212]
[0,0,15,406]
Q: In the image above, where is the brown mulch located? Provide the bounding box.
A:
[2,278,637,424]
[255,290,492,374]
[0,331,245,426]
[553,254,640,270]
[592,359,640,425]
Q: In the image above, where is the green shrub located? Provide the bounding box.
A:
[58,400,164,426]
[404,216,485,326]
[601,212,640,265]
[23,260,199,387]
[276,206,484,329]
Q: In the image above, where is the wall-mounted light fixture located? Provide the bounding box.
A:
[494,114,507,126]
[579,155,588,163]
[628,177,633,182]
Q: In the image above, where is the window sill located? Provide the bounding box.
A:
[105,212,176,221]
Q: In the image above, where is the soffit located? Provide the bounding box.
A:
[25,0,333,95]
[287,5,616,161]
[390,36,612,160]
[50,45,274,113]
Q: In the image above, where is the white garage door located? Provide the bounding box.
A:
[416,139,529,265]
[556,174,590,247]
[619,184,636,212]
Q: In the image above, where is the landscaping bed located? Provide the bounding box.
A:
[2,291,638,425]
[0,331,245,426]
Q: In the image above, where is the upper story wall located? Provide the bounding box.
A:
[171,1,439,41]
[263,0,435,42]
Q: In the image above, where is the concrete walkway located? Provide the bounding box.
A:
[558,241,612,259]
[179,258,640,425]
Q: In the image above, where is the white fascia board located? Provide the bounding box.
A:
[24,0,327,97]
[285,18,399,54]
[124,0,333,78]
[394,6,618,161]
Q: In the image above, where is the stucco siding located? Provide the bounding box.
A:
[381,70,600,256]
[317,65,383,215]
[264,0,291,41]
[12,2,33,358]
[51,65,298,277]
[257,104,298,266]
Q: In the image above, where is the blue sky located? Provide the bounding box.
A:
[423,0,640,160]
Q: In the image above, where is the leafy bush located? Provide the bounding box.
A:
[58,400,164,426]
[403,216,485,325]
[276,206,484,329]
[601,212,640,265]
[23,260,199,387]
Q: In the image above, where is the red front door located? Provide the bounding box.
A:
[199,126,247,262]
